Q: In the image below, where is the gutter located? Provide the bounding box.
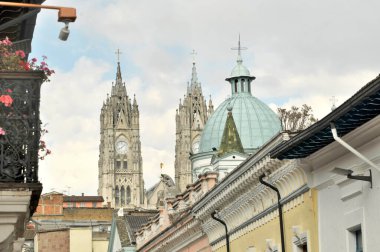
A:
[330,123,380,172]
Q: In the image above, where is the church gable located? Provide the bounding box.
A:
[116,108,128,129]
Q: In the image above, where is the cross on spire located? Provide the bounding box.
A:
[191,49,197,63]
[115,49,122,63]
[231,34,247,63]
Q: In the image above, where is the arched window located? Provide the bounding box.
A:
[241,79,244,92]
[115,186,119,207]
[234,80,238,93]
[126,186,131,204]
[120,186,125,206]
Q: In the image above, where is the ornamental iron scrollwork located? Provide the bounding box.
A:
[0,71,44,183]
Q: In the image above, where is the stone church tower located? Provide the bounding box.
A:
[98,61,144,209]
[175,61,214,192]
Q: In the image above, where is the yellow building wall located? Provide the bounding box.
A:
[92,240,109,252]
[215,189,318,252]
[70,227,92,252]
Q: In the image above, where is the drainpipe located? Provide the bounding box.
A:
[259,174,285,252]
[211,210,230,252]
[330,123,380,172]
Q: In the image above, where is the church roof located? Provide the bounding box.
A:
[217,109,244,157]
[199,39,281,153]
[199,93,281,153]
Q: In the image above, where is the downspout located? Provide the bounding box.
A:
[211,210,230,252]
[259,174,286,252]
[330,123,380,172]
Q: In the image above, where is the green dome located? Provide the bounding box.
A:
[230,63,251,78]
[199,93,281,153]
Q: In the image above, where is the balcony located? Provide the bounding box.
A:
[0,71,43,251]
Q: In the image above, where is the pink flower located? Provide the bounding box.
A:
[31,58,37,62]
[0,95,13,107]
[15,50,26,59]
[0,128,5,135]
[6,89,12,93]
[1,37,12,46]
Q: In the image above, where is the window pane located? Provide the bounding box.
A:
[356,229,363,252]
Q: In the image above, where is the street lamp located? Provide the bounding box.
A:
[0,1,77,40]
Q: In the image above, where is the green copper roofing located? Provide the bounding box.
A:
[199,38,281,153]
[217,108,244,157]
[199,93,281,153]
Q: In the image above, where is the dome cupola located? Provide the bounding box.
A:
[198,38,281,154]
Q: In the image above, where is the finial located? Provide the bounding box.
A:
[191,49,197,64]
[115,49,123,81]
[231,34,247,64]
[190,50,199,87]
[160,162,164,175]
[115,49,122,63]
[330,96,338,111]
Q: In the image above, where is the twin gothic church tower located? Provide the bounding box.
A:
[175,61,213,192]
[98,62,144,208]
[98,58,212,208]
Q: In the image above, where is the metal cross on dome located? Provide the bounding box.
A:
[231,34,247,59]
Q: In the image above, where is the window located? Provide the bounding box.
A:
[121,186,125,205]
[355,229,363,252]
[80,202,85,207]
[292,227,308,252]
[126,186,131,204]
[115,186,119,207]
[92,202,97,208]
[116,161,121,169]
[234,80,238,93]
[348,225,363,252]
[67,203,73,208]
[241,79,244,92]
[248,83,251,93]
[123,161,128,170]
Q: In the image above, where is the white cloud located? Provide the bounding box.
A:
[32,0,380,195]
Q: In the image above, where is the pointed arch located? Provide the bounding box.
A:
[115,186,120,207]
[120,186,125,206]
[126,186,131,204]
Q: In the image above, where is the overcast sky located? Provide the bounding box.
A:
[31,0,380,196]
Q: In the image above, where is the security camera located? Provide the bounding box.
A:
[59,22,70,41]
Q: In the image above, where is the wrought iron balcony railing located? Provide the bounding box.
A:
[0,71,44,183]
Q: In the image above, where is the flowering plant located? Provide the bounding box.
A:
[1,37,53,159]
[0,37,55,81]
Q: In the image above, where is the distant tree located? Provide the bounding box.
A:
[277,104,317,132]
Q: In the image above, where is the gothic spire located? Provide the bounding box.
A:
[116,62,122,81]
[115,49,123,86]
[190,50,199,88]
[190,62,199,87]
